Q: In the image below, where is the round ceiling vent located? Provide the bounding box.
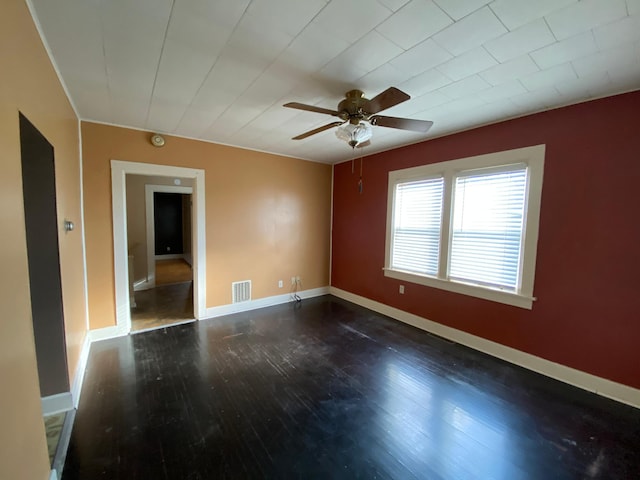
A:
[151,134,165,147]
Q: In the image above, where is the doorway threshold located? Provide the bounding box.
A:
[130,318,196,335]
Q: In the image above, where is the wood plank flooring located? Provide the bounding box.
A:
[155,258,192,286]
[64,295,640,479]
[131,282,194,332]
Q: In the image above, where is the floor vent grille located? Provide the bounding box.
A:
[232,280,251,303]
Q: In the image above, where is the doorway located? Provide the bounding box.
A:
[20,113,72,471]
[19,113,69,397]
[111,161,206,335]
[144,184,194,289]
[129,181,195,331]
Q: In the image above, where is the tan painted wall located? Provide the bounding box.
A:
[82,122,332,329]
[0,1,86,479]
[125,174,193,283]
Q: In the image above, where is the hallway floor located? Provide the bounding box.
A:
[44,412,65,464]
[131,282,193,332]
[64,295,640,479]
[155,258,192,286]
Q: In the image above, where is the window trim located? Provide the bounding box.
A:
[384,145,545,309]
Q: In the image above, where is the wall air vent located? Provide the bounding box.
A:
[232,280,251,303]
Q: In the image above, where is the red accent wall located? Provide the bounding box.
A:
[331,91,640,390]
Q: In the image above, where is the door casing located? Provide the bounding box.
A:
[111,160,206,333]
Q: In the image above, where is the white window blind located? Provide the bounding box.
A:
[391,177,444,276]
[449,165,527,290]
[385,145,544,309]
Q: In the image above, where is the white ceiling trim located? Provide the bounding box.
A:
[332,84,640,165]
[83,80,640,168]
[28,0,640,164]
[81,118,320,163]
[25,0,80,119]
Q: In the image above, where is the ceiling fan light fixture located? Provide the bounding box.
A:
[335,122,372,148]
[285,87,431,142]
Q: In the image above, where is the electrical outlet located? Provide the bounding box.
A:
[296,275,301,284]
[291,276,296,285]
[399,285,405,294]
[278,280,283,288]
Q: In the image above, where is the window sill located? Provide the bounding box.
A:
[383,268,535,309]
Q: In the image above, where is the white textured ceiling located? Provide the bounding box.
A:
[31,0,640,163]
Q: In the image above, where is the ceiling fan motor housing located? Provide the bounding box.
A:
[338,90,369,124]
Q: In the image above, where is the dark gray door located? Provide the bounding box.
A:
[154,192,184,255]
[20,113,69,397]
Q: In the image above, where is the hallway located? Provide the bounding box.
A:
[131,259,193,332]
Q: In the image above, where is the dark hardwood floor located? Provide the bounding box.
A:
[64,295,640,479]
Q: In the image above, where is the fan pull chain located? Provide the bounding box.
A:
[358,155,364,194]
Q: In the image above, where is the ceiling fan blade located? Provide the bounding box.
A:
[364,87,410,114]
[283,102,341,117]
[292,121,345,140]
[370,115,433,133]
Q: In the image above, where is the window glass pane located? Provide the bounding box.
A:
[449,166,527,290]
[392,177,444,275]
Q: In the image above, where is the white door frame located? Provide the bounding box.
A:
[145,184,193,289]
[111,160,206,333]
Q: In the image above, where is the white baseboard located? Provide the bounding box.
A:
[41,392,73,416]
[329,287,640,409]
[68,326,127,409]
[203,287,330,319]
[82,287,330,343]
[71,333,91,408]
[88,324,128,343]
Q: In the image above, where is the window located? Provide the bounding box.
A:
[385,145,545,309]
[449,165,527,290]
[391,177,444,276]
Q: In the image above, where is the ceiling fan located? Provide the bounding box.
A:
[283,87,433,147]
